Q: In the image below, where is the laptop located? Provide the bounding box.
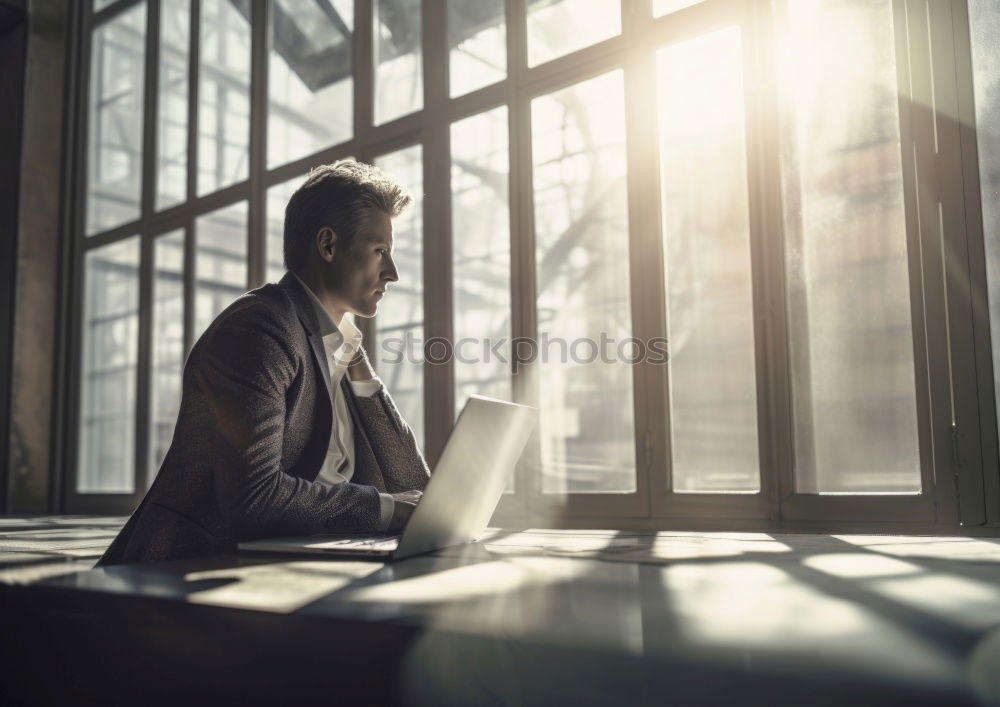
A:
[238,395,536,560]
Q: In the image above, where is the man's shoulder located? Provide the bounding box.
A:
[191,282,306,360]
[220,282,300,329]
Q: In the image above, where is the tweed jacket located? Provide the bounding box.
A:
[98,272,430,566]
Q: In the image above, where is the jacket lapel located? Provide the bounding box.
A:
[280,272,334,404]
[342,374,387,492]
[307,333,334,403]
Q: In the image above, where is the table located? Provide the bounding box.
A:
[3,522,1000,705]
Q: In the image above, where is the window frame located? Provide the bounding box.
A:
[61,0,999,534]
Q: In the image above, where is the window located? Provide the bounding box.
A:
[374,145,425,447]
[193,201,247,340]
[265,176,299,284]
[156,0,189,210]
[149,229,184,481]
[267,0,353,168]
[78,237,140,493]
[779,0,920,495]
[86,3,145,235]
[451,107,511,410]
[526,0,620,68]
[69,0,996,529]
[657,27,759,494]
[447,0,505,97]
[374,0,421,124]
[531,71,637,495]
[197,0,250,195]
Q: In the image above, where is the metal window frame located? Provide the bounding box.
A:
[66,0,148,515]
[951,0,1000,527]
[61,0,998,533]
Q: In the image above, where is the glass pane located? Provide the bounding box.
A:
[157,0,190,210]
[657,28,760,494]
[779,0,920,493]
[149,230,185,484]
[448,0,506,98]
[94,0,117,12]
[78,237,140,493]
[265,176,302,284]
[268,0,353,168]
[527,0,620,68]
[969,0,1000,459]
[452,108,511,492]
[531,71,636,494]
[653,0,704,17]
[198,0,250,195]
[374,0,422,125]
[375,147,424,448]
[86,3,146,235]
[194,201,248,341]
[452,107,511,412]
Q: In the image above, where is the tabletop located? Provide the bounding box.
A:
[3,519,1000,706]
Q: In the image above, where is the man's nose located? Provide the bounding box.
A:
[384,254,399,282]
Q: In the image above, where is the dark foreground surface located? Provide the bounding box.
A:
[2,517,1000,706]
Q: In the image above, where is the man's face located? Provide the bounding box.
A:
[324,210,398,318]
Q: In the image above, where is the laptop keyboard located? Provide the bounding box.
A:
[309,535,400,552]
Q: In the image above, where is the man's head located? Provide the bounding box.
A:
[284,160,412,319]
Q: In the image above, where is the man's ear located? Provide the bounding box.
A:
[316,226,337,264]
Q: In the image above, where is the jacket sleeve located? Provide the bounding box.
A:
[348,355,432,494]
[192,303,383,539]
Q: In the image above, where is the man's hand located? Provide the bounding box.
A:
[347,346,376,382]
[388,490,422,533]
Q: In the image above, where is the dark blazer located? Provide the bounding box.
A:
[98,273,430,565]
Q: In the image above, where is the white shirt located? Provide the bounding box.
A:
[293,274,395,531]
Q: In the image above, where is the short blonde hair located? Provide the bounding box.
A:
[283,159,412,272]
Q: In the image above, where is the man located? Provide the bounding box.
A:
[99,160,429,565]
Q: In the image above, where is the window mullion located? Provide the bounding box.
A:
[142,0,160,221]
[622,2,658,518]
[63,5,94,513]
[135,231,154,498]
[487,0,530,520]
[743,0,787,521]
[352,0,375,362]
[506,0,542,515]
[924,0,991,526]
[182,0,199,356]
[421,0,452,466]
[354,0,373,138]
[896,0,963,525]
[54,2,87,512]
[186,0,199,204]
[952,0,1000,526]
[133,0,160,500]
[247,0,267,289]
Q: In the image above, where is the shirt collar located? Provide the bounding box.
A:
[291,272,362,349]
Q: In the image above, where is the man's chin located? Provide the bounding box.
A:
[349,295,382,318]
